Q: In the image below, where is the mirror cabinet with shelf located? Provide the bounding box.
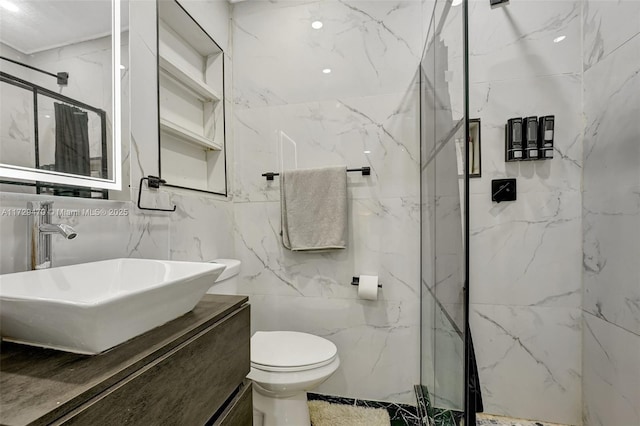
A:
[157,0,227,196]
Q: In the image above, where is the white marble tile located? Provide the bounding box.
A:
[583,34,640,196]
[420,281,436,390]
[232,196,420,302]
[129,0,160,185]
[233,90,420,202]
[470,190,582,308]
[232,0,423,109]
[583,185,640,336]
[0,193,131,274]
[427,192,465,311]
[0,67,36,168]
[244,293,420,405]
[470,304,582,426]
[181,0,231,52]
[125,208,170,260]
[421,0,436,47]
[582,312,640,426]
[432,301,465,410]
[583,0,640,71]
[168,192,235,262]
[468,73,583,196]
[468,0,582,83]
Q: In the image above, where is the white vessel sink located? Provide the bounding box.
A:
[0,259,225,354]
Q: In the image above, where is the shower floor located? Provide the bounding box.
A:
[476,413,569,426]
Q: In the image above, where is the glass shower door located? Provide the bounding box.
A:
[419,0,470,423]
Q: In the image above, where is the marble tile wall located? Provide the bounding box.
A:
[581,2,640,425]
[127,0,235,263]
[467,0,583,424]
[230,0,425,405]
[0,0,235,274]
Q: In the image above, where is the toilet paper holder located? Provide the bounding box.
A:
[351,276,382,288]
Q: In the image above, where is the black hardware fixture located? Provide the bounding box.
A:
[137,176,177,212]
[351,276,382,288]
[523,116,540,160]
[491,179,517,203]
[505,115,555,162]
[490,0,509,5]
[505,117,524,162]
[538,115,555,159]
[1,56,69,85]
[262,166,371,181]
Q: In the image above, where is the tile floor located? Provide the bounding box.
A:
[307,393,568,426]
[476,414,569,426]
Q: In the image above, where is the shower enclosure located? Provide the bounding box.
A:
[418,0,476,424]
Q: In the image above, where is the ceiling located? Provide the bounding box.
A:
[0,0,127,55]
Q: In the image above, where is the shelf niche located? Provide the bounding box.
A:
[157,0,226,195]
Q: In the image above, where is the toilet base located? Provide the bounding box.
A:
[252,387,311,426]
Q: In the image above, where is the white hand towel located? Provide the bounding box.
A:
[281,166,347,251]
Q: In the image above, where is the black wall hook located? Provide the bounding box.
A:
[137,176,177,212]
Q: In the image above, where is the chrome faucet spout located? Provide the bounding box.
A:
[27,200,78,270]
[39,223,78,239]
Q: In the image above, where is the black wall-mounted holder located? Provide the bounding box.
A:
[492,179,517,203]
[351,276,382,288]
[505,115,555,162]
[0,56,69,86]
[539,115,555,159]
[137,176,177,212]
[490,0,509,6]
[505,118,524,162]
[523,116,539,160]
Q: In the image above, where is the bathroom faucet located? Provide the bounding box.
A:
[27,201,77,270]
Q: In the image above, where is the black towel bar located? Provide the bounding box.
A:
[261,166,371,181]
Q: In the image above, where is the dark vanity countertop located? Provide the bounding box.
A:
[0,294,248,426]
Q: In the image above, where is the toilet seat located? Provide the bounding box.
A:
[252,354,338,372]
[251,331,337,372]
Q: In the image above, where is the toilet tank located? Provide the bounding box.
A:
[206,259,241,294]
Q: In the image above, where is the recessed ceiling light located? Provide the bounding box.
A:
[119,65,126,70]
[44,115,51,119]
[452,0,462,6]
[0,0,19,12]
[364,150,371,154]
[322,68,332,74]
[553,35,566,43]
[311,21,323,30]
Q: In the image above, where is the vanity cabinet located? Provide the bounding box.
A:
[0,295,251,426]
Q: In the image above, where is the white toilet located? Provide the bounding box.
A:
[208,260,340,426]
[206,258,241,294]
[248,331,340,426]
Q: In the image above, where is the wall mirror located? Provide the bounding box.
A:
[0,0,127,195]
[157,0,227,196]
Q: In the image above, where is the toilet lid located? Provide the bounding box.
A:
[251,331,337,369]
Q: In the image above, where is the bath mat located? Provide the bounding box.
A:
[308,400,391,426]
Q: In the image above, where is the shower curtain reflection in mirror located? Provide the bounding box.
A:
[53,103,90,177]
